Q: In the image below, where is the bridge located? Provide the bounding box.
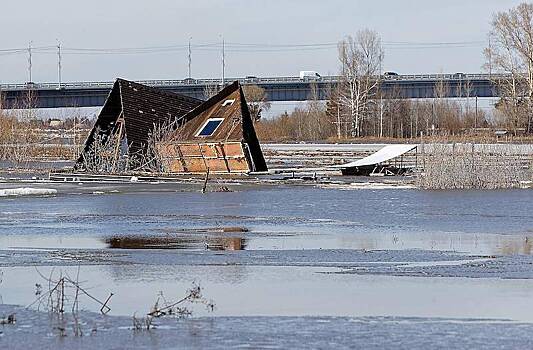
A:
[0,73,500,109]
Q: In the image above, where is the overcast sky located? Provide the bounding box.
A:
[0,0,526,83]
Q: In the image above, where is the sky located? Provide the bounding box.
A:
[0,0,526,84]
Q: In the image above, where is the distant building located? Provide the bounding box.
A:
[495,130,508,138]
[49,119,63,128]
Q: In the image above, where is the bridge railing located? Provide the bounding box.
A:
[0,73,507,91]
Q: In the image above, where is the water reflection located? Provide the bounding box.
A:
[105,235,247,251]
[106,263,250,285]
[1,231,533,256]
[498,237,533,255]
[331,232,533,257]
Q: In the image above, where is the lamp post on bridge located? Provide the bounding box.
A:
[221,35,225,87]
[188,37,192,80]
[57,40,62,89]
[27,41,33,83]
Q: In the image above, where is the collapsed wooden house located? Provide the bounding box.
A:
[155,81,267,174]
[77,79,267,175]
[76,78,202,171]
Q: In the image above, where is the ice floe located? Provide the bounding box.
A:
[0,188,58,197]
[318,182,416,190]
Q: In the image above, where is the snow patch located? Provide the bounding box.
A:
[519,181,532,189]
[0,188,58,197]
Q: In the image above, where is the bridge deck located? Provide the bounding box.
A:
[0,74,500,109]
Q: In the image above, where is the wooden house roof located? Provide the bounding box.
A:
[164,81,268,171]
[80,78,202,159]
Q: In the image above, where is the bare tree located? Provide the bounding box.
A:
[242,84,271,122]
[302,83,333,140]
[203,84,220,100]
[337,29,384,138]
[79,127,124,174]
[486,2,533,133]
[255,85,334,142]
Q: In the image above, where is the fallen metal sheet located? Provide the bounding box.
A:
[333,144,418,168]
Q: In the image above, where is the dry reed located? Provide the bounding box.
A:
[417,142,532,189]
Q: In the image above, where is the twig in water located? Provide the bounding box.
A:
[26,268,114,337]
[147,283,215,318]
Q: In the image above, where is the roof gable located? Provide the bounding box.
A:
[80,78,203,160]
[168,84,244,142]
[117,79,202,154]
[161,81,268,171]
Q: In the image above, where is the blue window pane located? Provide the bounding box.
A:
[197,119,223,136]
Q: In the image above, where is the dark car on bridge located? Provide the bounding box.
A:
[383,71,399,79]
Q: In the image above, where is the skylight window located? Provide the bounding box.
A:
[196,118,224,137]
[222,99,235,107]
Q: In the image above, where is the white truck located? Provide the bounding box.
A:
[299,71,321,80]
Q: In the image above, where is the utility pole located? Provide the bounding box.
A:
[188,37,192,79]
[488,37,493,79]
[336,102,341,139]
[475,96,479,129]
[379,98,383,138]
[57,40,62,88]
[28,41,33,83]
[379,59,383,138]
[221,35,225,87]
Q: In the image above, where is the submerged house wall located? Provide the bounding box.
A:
[156,81,268,174]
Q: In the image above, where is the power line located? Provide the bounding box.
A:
[383,40,485,45]
[0,40,487,57]
[0,39,489,83]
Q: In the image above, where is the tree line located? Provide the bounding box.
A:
[256,2,533,141]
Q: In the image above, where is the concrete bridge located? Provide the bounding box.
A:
[0,73,500,109]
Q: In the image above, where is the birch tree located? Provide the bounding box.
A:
[486,2,533,133]
[337,30,384,137]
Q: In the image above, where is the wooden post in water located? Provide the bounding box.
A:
[421,131,425,172]
[202,167,210,193]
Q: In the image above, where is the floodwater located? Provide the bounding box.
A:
[0,181,532,348]
[0,182,531,255]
